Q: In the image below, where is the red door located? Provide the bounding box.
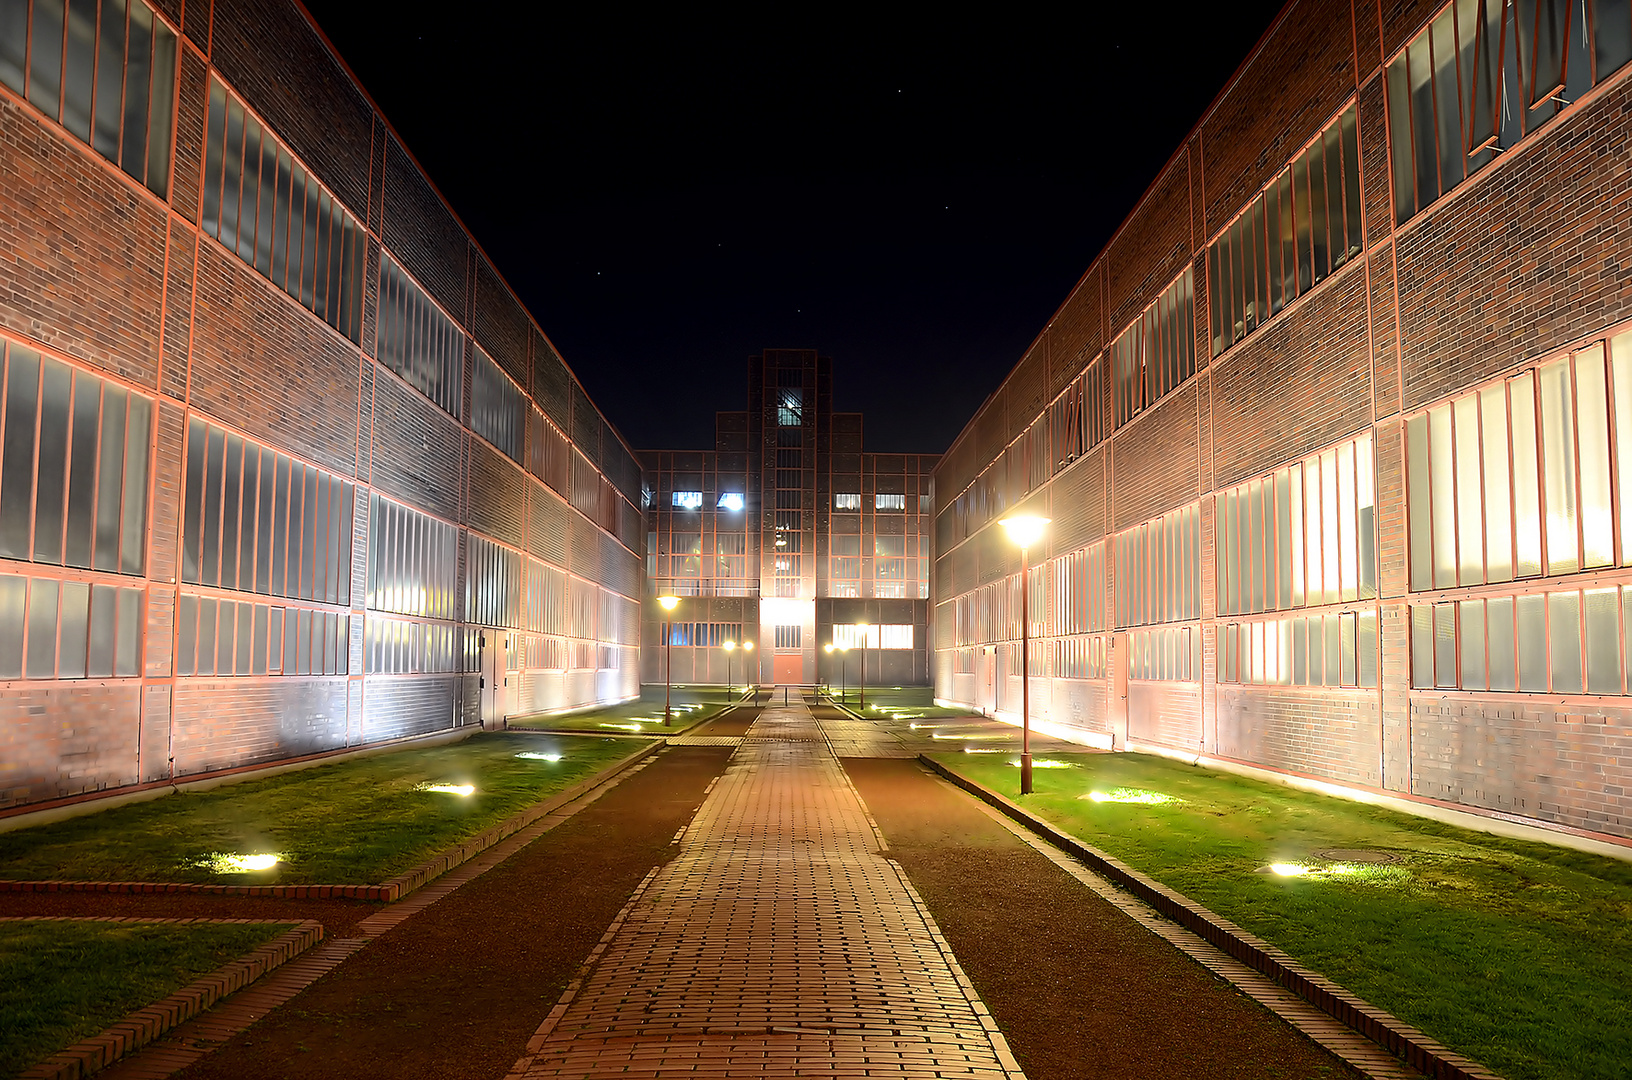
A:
[772,654,804,686]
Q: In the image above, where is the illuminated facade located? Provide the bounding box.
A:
[0,0,645,812]
[641,350,935,688]
[934,0,1632,840]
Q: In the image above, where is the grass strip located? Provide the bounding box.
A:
[0,920,289,1077]
[509,685,736,734]
[0,734,646,886]
[931,751,1632,1080]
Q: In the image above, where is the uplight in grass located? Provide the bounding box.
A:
[197,852,282,873]
[1271,863,1310,876]
[1007,758,1077,769]
[961,747,1005,754]
[415,783,475,796]
[931,732,1008,740]
[515,752,563,762]
[1083,788,1184,805]
[600,723,645,732]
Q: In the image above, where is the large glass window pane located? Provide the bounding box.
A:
[1488,595,1516,690]
[33,358,72,564]
[118,393,148,576]
[1305,457,1324,601]
[216,598,235,675]
[1359,609,1378,688]
[236,600,252,674]
[0,0,27,93]
[0,575,23,678]
[1289,462,1305,606]
[1596,0,1632,77]
[1585,587,1620,694]
[1428,404,1457,587]
[1408,36,1438,217]
[220,434,241,589]
[1338,439,1358,600]
[1307,134,1330,284]
[94,0,127,162]
[1339,611,1357,686]
[28,0,65,115]
[1574,345,1614,568]
[1341,107,1363,260]
[1459,597,1487,690]
[1388,55,1418,223]
[88,583,115,677]
[144,18,176,199]
[25,578,59,678]
[93,386,126,572]
[1434,602,1458,688]
[62,0,95,142]
[1452,395,1484,585]
[119,0,152,183]
[1614,333,1632,565]
[176,593,196,676]
[1431,10,1467,196]
[66,372,99,569]
[1539,357,1579,573]
[1516,593,1548,691]
[57,580,88,678]
[1511,373,1544,576]
[1480,383,1513,582]
[1549,590,1583,693]
[1,344,40,560]
[181,418,204,582]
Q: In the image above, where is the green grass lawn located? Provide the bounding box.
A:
[0,734,648,886]
[822,685,974,720]
[0,920,290,1077]
[934,751,1632,1080]
[509,685,736,734]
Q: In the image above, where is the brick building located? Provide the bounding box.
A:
[641,349,936,690]
[0,0,647,812]
[933,0,1632,840]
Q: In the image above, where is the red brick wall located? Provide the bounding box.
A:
[1216,685,1381,785]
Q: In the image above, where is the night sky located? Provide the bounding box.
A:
[300,4,1286,456]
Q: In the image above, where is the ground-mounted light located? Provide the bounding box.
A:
[1007,758,1076,769]
[1257,859,1403,883]
[416,782,475,796]
[931,732,1009,740]
[1082,788,1184,805]
[600,722,645,732]
[516,752,563,762]
[197,851,283,874]
[960,747,1006,754]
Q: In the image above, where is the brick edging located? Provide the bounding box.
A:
[917,754,1505,1080]
[0,740,666,903]
[15,919,324,1080]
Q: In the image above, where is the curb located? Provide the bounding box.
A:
[0,739,666,904]
[918,754,1504,1080]
[15,919,324,1080]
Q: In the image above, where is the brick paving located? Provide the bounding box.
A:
[506,700,1024,1079]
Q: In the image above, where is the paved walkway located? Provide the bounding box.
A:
[506,700,1023,1079]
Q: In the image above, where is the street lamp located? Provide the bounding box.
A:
[723,640,735,696]
[999,515,1049,795]
[854,622,869,712]
[823,643,834,698]
[658,595,680,726]
[740,640,753,699]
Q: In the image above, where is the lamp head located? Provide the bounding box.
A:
[657,595,680,612]
[742,641,754,652]
[824,644,834,654]
[723,640,735,652]
[999,515,1050,550]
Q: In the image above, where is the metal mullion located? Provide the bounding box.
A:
[114,0,129,162]
[1606,334,1625,567]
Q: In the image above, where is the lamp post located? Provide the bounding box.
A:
[658,595,679,726]
[823,643,834,698]
[740,640,753,700]
[723,640,735,697]
[998,515,1049,795]
[854,622,869,712]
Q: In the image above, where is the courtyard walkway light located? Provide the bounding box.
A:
[999,515,1049,794]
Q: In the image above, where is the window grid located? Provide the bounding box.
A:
[376,255,464,418]
[0,571,142,679]
[1113,267,1195,427]
[1387,0,1631,225]
[1127,625,1200,681]
[181,419,354,606]
[0,0,177,198]
[176,592,346,677]
[0,341,152,577]
[1207,104,1362,356]
[365,615,458,675]
[470,348,525,462]
[1410,584,1632,696]
[1217,432,1377,616]
[201,79,364,342]
[1114,504,1201,628]
[1221,610,1379,688]
[1406,333,1632,593]
[367,493,457,620]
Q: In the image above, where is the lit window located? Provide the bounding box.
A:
[778,389,803,427]
[835,493,861,511]
[717,492,744,511]
[672,491,702,510]
[875,494,905,511]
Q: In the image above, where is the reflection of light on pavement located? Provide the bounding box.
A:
[415,783,475,796]
[516,752,563,761]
